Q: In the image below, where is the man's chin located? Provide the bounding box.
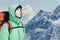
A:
[16,16,22,19]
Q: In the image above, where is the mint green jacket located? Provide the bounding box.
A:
[2,4,25,40]
[0,24,9,40]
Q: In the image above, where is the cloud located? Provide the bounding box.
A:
[22,5,36,25]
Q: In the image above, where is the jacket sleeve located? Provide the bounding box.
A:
[2,23,9,40]
[18,27,25,40]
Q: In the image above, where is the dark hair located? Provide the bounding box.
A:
[15,5,22,12]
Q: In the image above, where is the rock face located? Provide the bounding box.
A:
[25,5,60,40]
[51,5,60,20]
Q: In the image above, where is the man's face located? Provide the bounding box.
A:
[15,8,22,18]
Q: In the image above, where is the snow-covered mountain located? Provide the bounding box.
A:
[25,10,52,40]
[25,5,60,40]
[25,10,52,33]
[51,5,60,20]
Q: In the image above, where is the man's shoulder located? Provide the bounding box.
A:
[9,21,18,27]
[2,22,8,27]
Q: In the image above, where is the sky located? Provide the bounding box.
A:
[0,0,60,13]
[0,0,60,24]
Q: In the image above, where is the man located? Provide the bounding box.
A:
[3,4,25,40]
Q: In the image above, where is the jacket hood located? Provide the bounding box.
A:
[8,4,22,25]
